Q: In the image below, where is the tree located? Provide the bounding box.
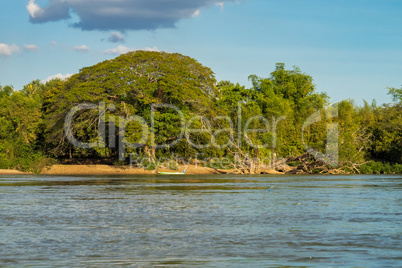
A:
[0,84,13,98]
[369,89,402,163]
[22,79,45,98]
[388,86,402,105]
[248,64,328,158]
[0,82,50,171]
[43,51,218,160]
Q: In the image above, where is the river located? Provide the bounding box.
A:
[0,174,401,267]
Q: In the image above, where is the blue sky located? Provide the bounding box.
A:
[1,0,401,105]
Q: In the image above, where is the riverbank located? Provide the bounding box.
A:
[0,169,31,175]
[0,165,285,176]
[41,165,221,175]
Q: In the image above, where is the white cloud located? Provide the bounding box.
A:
[103,45,132,55]
[42,73,73,84]
[103,45,159,55]
[192,9,201,17]
[26,0,237,31]
[0,44,20,57]
[216,2,224,11]
[142,46,160,52]
[72,45,90,52]
[27,0,70,23]
[108,31,125,43]
[26,0,45,18]
[23,44,39,52]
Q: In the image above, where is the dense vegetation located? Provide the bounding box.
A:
[0,51,401,173]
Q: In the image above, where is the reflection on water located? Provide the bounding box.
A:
[0,174,401,267]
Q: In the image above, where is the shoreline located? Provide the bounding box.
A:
[0,169,31,175]
[0,164,284,176]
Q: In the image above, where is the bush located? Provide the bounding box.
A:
[360,161,402,174]
[167,161,179,170]
[113,160,126,166]
[0,139,57,173]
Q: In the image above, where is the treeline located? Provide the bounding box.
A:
[0,51,401,173]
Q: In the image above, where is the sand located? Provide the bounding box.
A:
[0,164,283,176]
[0,169,31,175]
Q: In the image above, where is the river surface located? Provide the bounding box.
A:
[0,174,401,267]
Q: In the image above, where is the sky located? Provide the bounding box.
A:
[1,0,401,105]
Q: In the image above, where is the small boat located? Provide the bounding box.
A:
[158,171,186,175]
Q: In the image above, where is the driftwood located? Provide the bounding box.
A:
[284,152,366,174]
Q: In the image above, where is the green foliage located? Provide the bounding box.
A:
[247,64,328,158]
[0,53,401,174]
[369,104,402,163]
[113,160,126,166]
[0,139,56,173]
[141,159,157,170]
[388,86,402,104]
[43,51,218,160]
[0,84,13,98]
[167,160,179,170]
[360,161,402,174]
[337,100,368,163]
[288,161,302,167]
[0,83,56,172]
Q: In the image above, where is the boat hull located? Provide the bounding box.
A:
[158,172,185,175]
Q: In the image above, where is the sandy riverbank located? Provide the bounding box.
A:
[0,169,31,175]
[41,165,220,175]
[0,164,284,176]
